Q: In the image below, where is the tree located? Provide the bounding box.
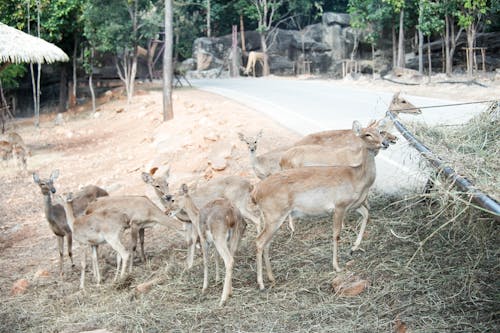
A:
[83,0,159,106]
[419,0,444,80]
[163,0,174,121]
[457,0,489,79]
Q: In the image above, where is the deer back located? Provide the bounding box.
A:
[71,185,109,216]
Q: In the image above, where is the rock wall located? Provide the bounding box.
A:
[185,12,376,78]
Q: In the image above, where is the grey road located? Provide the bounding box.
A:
[190,77,484,194]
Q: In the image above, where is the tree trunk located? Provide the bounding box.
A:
[397,9,405,68]
[444,15,452,76]
[163,0,174,121]
[392,25,397,68]
[371,44,376,79]
[418,0,424,74]
[58,65,68,113]
[89,48,96,113]
[206,0,211,37]
[240,15,246,55]
[466,26,475,79]
[260,33,270,76]
[71,36,77,107]
[427,35,432,83]
[230,25,240,77]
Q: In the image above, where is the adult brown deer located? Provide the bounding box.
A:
[53,193,130,289]
[32,170,109,276]
[252,120,389,290]
[172,184,246,306]
[244,51,265,77]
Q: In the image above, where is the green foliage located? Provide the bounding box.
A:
[0,64,27,90]
[457,0,489,29]
[419,0,444,36]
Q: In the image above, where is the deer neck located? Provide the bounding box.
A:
[42,193,54,221]
[183,196,200,226]
[360,148,378,187]
[61,201,75,233]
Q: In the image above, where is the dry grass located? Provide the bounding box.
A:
[0,188,498,332]
[405,101,500,201]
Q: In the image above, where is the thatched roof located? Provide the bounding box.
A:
[0,22,69,64]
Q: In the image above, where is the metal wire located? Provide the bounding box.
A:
[390,99,499,113]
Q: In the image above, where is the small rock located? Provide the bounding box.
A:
[34,269,50,279]
[11,279,29,295]
[54,113,65,126]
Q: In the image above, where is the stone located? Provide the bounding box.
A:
[11,278,29,295]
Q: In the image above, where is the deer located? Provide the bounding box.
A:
[388,92,422,115]
[53,192,130,289]
[280,119,396,170]
[244,51,266,77]
[252,120,390,290]
[172,184,247,306]
[32,170,109,276]
[142,168,260,268]
[238,130,296,233]
[84,195,184,270]
[0,140,27,170]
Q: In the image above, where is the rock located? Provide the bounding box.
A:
[322,12,351,27]
[208,141,233,171]
[34,269,50,279]
[54,113,65,126]
[11,278,29,295]
[331,274,369,297]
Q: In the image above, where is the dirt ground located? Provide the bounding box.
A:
[0,75,498,332]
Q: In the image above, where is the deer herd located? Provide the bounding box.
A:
[21,92,421,306]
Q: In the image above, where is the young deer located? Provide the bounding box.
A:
[252,120,389,290]
[53,193,130,289]
[237,130,284,180]
[173,184,246,306]
[32,170,109,276]
[84,195,183,269]
[237,131,296,232]
[0,140,27,170]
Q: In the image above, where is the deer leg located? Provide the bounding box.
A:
[256,212,287,290]
[91,245,101,285]
[333,207,346,273]
[139,227,146,262]
[287,215,295,233]
[201,238,209,295]
[57,236,64,277]
[80,247,87,289]
[67,233,74,267]
[114,252,121,282]
[213,240,234,306]
[129,223,139,272]
[351,205,369,253]
[107,234,130,280]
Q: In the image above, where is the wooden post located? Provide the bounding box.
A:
[481,48,486,71]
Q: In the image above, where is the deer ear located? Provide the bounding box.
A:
[142,172,153,184]
[50,169,60,180]
[237,132,245,141]
[149,167,159,176]
[257,130,263,139]
[163,166,170,179]
[377,117,392,131]
[33,172,40,183]
[352,120,362,136]
[181,183,189,194]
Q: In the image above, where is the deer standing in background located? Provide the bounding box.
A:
[244,51,265,77]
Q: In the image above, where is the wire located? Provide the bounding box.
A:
[390,99,499,112]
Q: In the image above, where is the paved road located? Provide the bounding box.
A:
[190,77,484,194]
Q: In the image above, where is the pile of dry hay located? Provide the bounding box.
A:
[1,109,498,332]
